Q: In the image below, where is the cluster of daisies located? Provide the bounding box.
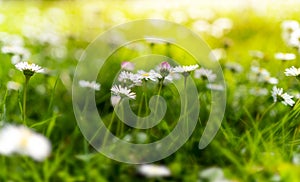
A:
[108,61,222,105]
[0,61,51,161]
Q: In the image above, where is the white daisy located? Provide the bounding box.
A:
[194,68,217,81]
[285,66,300,77]
[206,83,224,91]
[173,64,199,77]
[249,87,268,96]
[137,70,162,82]
[271,86,295,106]
[15,62,44,76]
[209,48,226,62]
[121,61,135,71]
[274,52,296,61]
[0,125,51,161]
[225,62,243,73]
[111,85,136,100]
[138,164,171,178]
[6,81,21,91]
[118,71,142,87]
[249,50,264,59]
[79,80,101,91]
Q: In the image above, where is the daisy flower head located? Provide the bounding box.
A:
[111,85,136,100]
[121,61,135,71]
[285,66,300,78]
[159,61,172,78]
[194,68,217,81]
[0,124,51,161]
[274,52,296,61]
[225,62,243,73]
[138,164,171,178]
[79,80,101,91]
[118,71,142,87]
[173,64,199,77]
[15,61,44,77]
[137,70,162,82]
[271,86,295,106]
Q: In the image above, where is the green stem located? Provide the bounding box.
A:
[23,75,31,126]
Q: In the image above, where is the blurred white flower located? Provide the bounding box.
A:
[194,68,217,81]
[271,86,295,106]
[110,95,121,107]
[225,62,243,73]
[111,85,136,100]
[121,61,135,71]
[199,167,230,182]
[206,83,224,91]
[285,66,300,77]
[79,80,101,91]
[250,66,277,84]
[15,62,44,76]
[249,50,264,59]
[1,45,31,63]
[209,48,226,62]
[211,18,233,38]
[249,87,268,96]
[0,125,51,161]
[137,70,162,82]
[138,164,171,178]
[274,52,296,61]
[6,81,21,91]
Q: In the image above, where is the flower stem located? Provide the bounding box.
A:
[23,75,31,125]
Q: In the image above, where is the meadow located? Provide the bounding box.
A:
[1,1,300,181]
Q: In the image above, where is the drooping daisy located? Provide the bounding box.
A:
[111,85,136,100]
[285,66,300,77]
[137,70,162,82]
[121,61,135,71]
[79,80,101,91]
[159,61,172,78]
[118,71,142,87]
[271,86,295,106]
[274,52,296,61]
[15,61,44,77]
[138,164,171,178]
[0,124,51,161]
[194,68,217,81]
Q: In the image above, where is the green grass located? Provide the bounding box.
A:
[1,1,300,181]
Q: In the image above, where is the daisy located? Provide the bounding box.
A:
[0,125,51,161]
[118,71,142,87]
[173,64,199,77]
[6,81,21,91]
[111,85,136,100]
[137,70,162,82]
[121,61,135,71]
[271,86,295,106]
[206,83,224,91]
[159,61,172,78]
[138,164,171,178]
[225,62,243,73]
[194,68,217,81]
[274,52,296,61]
[79,80,101,91]
[249,50,264,59]
[285,66,300,77]
[209,48,226,62]
[249,87,268,96]
[15,61,44,77]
